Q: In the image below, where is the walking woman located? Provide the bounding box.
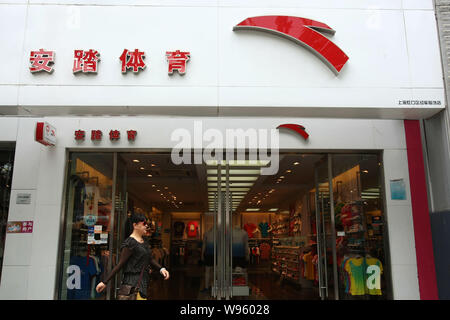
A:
[96,214,170,300]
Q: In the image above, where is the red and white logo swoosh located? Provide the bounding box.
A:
[277,124,309,140]
[233,15,349,74]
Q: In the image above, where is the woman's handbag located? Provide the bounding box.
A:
[117,266,145,300]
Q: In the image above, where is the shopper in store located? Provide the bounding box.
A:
[95,214,170,300]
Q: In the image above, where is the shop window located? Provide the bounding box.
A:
[0,147,15,284]
[332,154,390,300]
[58,153,113,300]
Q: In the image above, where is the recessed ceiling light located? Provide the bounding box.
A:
[286,170,292,173]
[133,160,140,163]
[147,174,152,177]
[151,164,156,167]
[152,185,156,187]
[179,202,182,204]
[140,167,145,170]
[280,176,285,179]
[161,193,164,196]
[293,162,300,165]
[164,187,168,190]
[157,189,160,192]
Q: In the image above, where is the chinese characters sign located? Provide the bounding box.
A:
[7,221,34,234]
[35,122,57,146]
[166,50,190,75]
[30,49,55,73]
[75,129,137,142]
[29,48,190,75]
[120,49,146,73]
[73,49,100,73]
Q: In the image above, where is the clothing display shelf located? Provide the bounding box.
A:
[271,245,305,285]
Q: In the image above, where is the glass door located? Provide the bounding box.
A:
[314,155,339,300]
[109,154,128,299]
[210,162,233,300]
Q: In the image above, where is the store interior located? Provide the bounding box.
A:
[61,152,390,300]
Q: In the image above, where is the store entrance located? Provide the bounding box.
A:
[58,152,391,300]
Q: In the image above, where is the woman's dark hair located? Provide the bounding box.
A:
[125,213,147,236]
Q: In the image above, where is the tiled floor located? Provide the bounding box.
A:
[147,266,320,300]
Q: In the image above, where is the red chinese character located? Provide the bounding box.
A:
[91,130,102,141]
[29,49,55,73]
[120,49,146,73]
[166,50,190,75]
[73,49,100,73]
[109,130,120,140]
[127,130,137,141]
[75,130,85,140]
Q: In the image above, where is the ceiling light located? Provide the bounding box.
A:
[286,170,292,173]
[246,208,260,211]
[280,176,285,179]
[269,208,278,212]
[362,170,369,174]
[293,162,300,165]
[152,185,156,187]
[157,189,160,192]
[151,164,156,167]
[133,160,140,163]
[140,167,145,170]
[161,193,164,196]
[179,202,182,204]
[147,174,152,177]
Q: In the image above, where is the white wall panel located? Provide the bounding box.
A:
[390,264,421,300]
[0,266,29,300]
[404,10,443,87]
[2,233,33,266]
[385,205,418,266]
[27,266,56,300]
[0,4,27,85]
[10,118,42,189]
[0,117,18,141]
[403,0,434,10]
[30,205,61,267]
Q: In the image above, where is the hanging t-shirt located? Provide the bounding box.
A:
[244,223,258,238]
[344,257,367,296]
[186,221,199,238]
[365,257,383,296]
[203,229,214,256]
[174,221,185,237]
[67,256,98,300]
[303,252,315,281]
[232,227,249,257]
[258,222,270,238]
[259,243,271,260]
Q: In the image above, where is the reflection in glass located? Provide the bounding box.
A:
[59,153,113,300]
[332,154,389,300]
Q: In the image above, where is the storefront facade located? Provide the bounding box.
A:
[0,1,443,300]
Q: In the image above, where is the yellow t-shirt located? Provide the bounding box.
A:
[344,257,366,296]
[365,257,383,296]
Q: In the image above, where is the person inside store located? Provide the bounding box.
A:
[95,214,170,300]
[200,228,214,293]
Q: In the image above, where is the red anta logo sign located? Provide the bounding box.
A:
[233,15,349,75]
[277,124,309,140]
